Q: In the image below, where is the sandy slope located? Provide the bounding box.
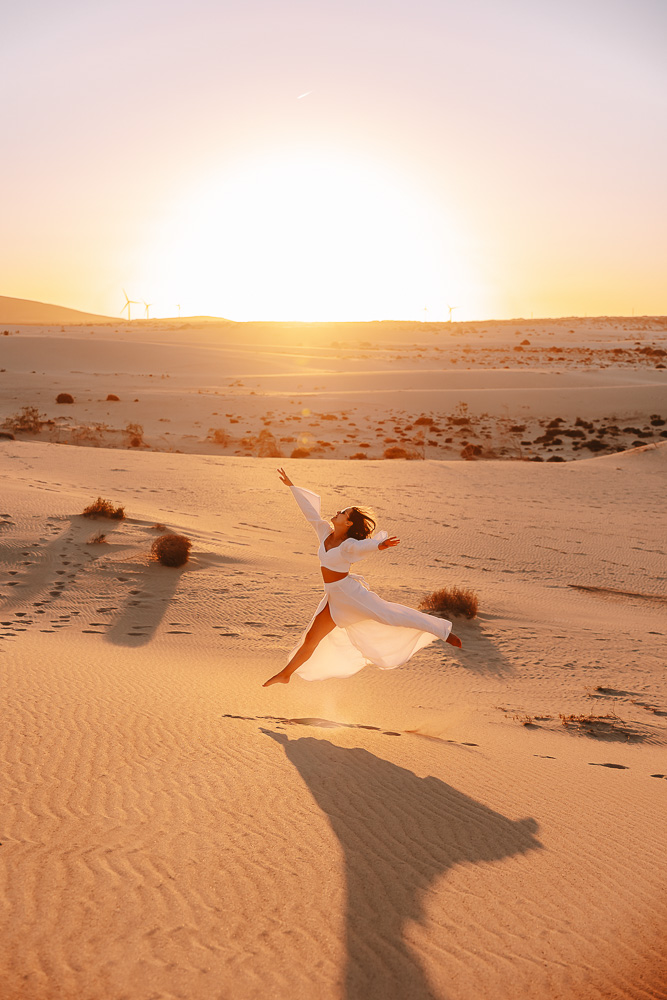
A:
[1,439,666,1000]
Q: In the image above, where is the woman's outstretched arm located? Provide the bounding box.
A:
[343,533,400,558]
[278,467,332,541]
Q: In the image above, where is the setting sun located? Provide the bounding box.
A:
[136,151,477,321]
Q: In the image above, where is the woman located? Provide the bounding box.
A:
[263,468,462,686]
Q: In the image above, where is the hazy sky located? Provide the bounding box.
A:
[2,0,666,321]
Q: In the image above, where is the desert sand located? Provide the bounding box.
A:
[1,314,666,1000]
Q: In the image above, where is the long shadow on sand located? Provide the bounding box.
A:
[432,615,515,677]
[105,551,245,647]
[263,730,542,1000]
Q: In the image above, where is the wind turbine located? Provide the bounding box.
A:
[143,300,152,319]
[447,304,458,323]
[121,289,139,322]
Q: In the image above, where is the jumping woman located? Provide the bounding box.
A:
[263,468,462,687]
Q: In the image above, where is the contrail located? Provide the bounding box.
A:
[297,91,312,99]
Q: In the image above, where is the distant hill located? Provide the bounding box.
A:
[0,295,115,325]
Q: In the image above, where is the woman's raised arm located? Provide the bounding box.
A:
[279,469,332,542]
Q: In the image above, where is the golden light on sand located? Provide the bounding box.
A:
[139,152,476,322]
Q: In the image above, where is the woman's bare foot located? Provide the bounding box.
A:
[446,633,462,648]
[263,669,292,687]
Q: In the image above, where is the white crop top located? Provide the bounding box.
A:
[290,485,388,572]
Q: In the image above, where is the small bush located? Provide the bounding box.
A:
[291,448,310,458]
[3,405,44,434]
[419,586,479,619]
[208,427,229,446]
[349,452,368,459]
[106,394,120,401]
[82,497,125,520]
[151,523,167,531]
[87,532,107,544]
[256,429,283,457]
[151,533,192,567]
[460,443,483,460]
[124,422,144,447]
[581,439,606,452]
[384,446,410,459]
[56,393,74,404]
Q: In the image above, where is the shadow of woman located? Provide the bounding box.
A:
[263,730,542,1000]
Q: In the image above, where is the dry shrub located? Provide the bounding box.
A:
[151,522,167,531]
[106,393,120,401]
[208,427,230,446]
[384,446,410,459]
[151,533,192,567]
[124,422,144,447]
[460,443,483,460]
[419,586,479,619]
[349,452,368,459]
[3,405,44,434]
[291,447,310,458]
[82,497,125,520]
[56,393,74,404]
[414,416,434,426]
[87,532,107,544]
[256,429,283,457]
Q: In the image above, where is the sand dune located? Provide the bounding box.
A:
[1,430,666,999]
[1,319,666,465]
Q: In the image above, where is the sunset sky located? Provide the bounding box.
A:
[2,0,666,322]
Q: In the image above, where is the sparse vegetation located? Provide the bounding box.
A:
[124,422,144,447]
[2,406,44,434]
[87,532,107,544]
[419,586,479,619]
[81,497,125,520]
[256,429,283,457]
[558,712,645,742]
[383,446,410,459]
[208,427,230,446]
[106,394,120,401]
[291,447,310,458]
[151,533,192,567]
[56,393,74,404]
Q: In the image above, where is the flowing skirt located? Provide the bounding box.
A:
[293,574,452,681]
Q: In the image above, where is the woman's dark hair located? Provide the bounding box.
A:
[346,506,377,540]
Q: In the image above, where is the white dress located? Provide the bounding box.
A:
[288,486,452,681]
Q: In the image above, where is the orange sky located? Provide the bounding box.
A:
[2,0,666,321]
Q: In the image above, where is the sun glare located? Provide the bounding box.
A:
[138,152,476,321]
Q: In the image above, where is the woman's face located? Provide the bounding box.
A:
[331,507,353,531]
